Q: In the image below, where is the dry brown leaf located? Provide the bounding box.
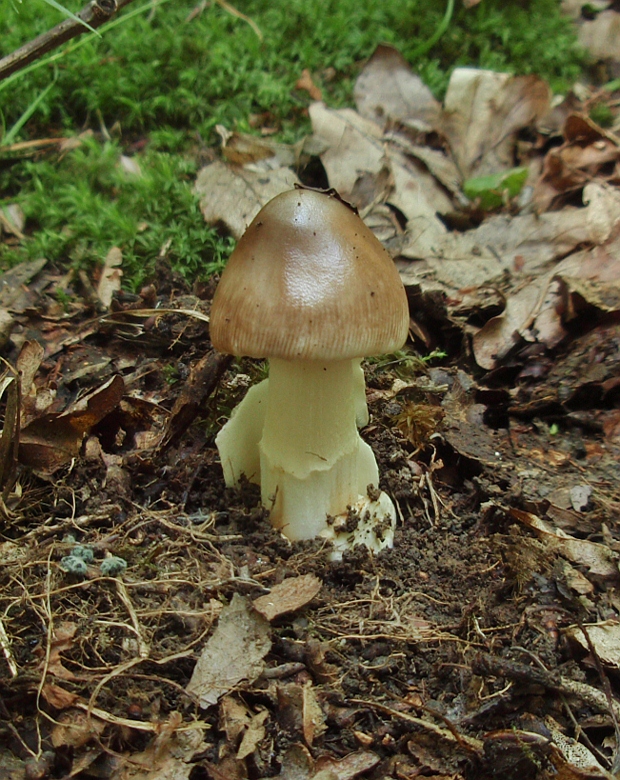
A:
[510,508,618,578]
[309,102,450,249]
[389,137,463,198]
[314,751,381,780]
[533,115,620,212]
[113,740,194,780]
[0,257,47,311]
[557,560,595,596]
[302,682,326,747]
[0,369,19,495]
[386,146,453,223]
[309,102,385,198]
[112,725,208,780]
[253,574,322,621]
[236,709,269,760]
[472,279,549,370]
[354,44,441,130]
[277,682,305,735]
[279,743,315,780]
[401,181,620,305]
[39,622,78,680]
[16,339,44,398]
[402,206,590,277]
[220,695,252,743]
[186,593,271,708]
[41,682,80,710]
[19,374,125,472]
[566,621,620,667]
[195,160,298,239]
[97,246,123,308]
[470,185,620,368]
[219,130,297,168]
[277,744,379,780]
[442,69,551,178]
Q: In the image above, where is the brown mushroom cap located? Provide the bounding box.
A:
[210,189,409,361]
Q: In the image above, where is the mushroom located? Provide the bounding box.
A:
[210,188,409,551]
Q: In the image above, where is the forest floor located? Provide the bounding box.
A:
[2,4,620,780]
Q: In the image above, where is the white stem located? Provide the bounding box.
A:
[216,379,268,487]
[215,359,395,549]
[259,358,379,540]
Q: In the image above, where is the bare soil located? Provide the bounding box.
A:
[1,274,619,780]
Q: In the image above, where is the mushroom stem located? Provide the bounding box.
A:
[259,358,379,540]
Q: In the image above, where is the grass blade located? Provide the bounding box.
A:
[40,0,101,36]
[1,74,57,146]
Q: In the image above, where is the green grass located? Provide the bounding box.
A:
[0,0,585,288]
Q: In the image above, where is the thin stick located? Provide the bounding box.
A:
[0,0,136,83]
[0,616,18,677]
[115,578,150,659]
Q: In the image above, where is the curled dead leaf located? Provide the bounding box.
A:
[19,374,125,472]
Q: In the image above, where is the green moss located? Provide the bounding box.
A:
[0,136,232,286]
[589,102,614,127]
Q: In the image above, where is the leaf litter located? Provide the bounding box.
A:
[1,42,620,780]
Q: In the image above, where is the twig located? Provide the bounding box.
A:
[158,351,232,451]
[0,0,136,83]
[214,0,263,41]
[0,616,18,677]
[115,578,150,658]
[473,652,620,722]
[575,620,620,774]
[347,697,483,755]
